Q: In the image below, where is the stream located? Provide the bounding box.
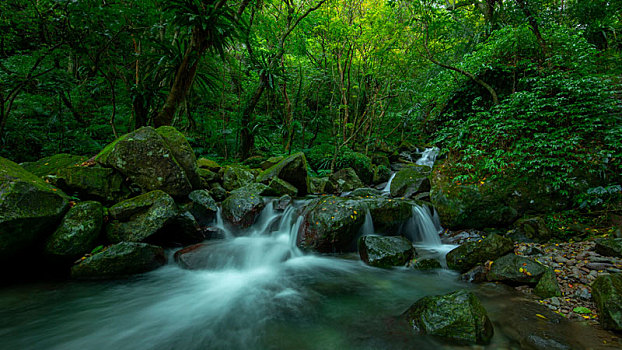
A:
[0,199,613,350]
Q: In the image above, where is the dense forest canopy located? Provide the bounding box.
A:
[1,0,621,192]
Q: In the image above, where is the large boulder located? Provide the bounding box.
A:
[309,177,329,194]
[221,184,268,228]
[21,154,87,177]
[0,157,70,260]
[595,238,622,258]
[364,198,413,232]
[257,152,310,196]
[268,178,298,197]
[105,190,177,243]
[70,242,165,280]
[390,165,431,198]
[156,126,201,189]
[297,196,366,252]
[592,273,622,331]
[487,254,547,285]
[402,290,494,345]
[325,168,363,194]
[44,201,103,259]
[430,161,570,229]
[358,235,414,268]
[222,165,255,191]
[446,233,514,273]
[197,157,221,173]
[52,166,129,203]
[95,126,198,196]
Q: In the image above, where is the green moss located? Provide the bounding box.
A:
[21,154,87,177]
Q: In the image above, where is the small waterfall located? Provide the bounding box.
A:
[360,209,375,236]
[403,205,442,246]
[416,147,439,168]
[215,207,233,239]
[382,173,396,194]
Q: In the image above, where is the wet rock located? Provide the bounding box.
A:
[209,183,228,202]
[44,201,103,260]
[595,238,622,258]
[268,177,298,197]
[390,165,431,198]
[197,168,218,186]
[0,157,70,260]
[358,235,414,268]
[168,211,205,245]
[446,234,514,273]
[221,184,267,228]
[95,126,198,196]
[21,154,87,177]
[297,196,366,252]
[487,254,547,285]
[186,190,218,226]
[257,152,310,195]
[461,265,488,283]
[349,187,384,198]
[222,165,255,191]
[592,273,622,331]
[325,168,363,194]
[363,198,413,231]
[411,258,442,271]
[71,242,165,280]
[534,269,562,298]
[52,166,129,203]
[402,290,493,345]
[105,190,177,243]
[174,243,208,269]
[275,195,293,211]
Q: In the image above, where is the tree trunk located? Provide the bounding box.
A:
[240,76,267,159]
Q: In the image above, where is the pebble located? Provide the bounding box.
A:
[586,262,612,270]
[550,297,561,306]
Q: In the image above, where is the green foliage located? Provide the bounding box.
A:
[577,185,622,211]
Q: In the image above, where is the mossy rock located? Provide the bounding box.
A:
[592,273,622,331]
[358,235,414,268]
[21,154,87,177]
[44,201,103,259]
[105,190,177,243]
[512,216,551,242]
[221,184,268,228]
[297,196,366,252]
[446,234,514,273]
[309,177,329,194]
[209,183,228,202]
[96,127,196,196]
[156,126,201,189]
[390,165,431,198]
[0,157,70,260]
[534,268,562,298]
[71,242,166,280]
[53,166,129,203]
[197,158,221,172]
[257,152,310,195]
[326,168,363,194]
[362,197,413,232]
[372,165,391,185]
[403,290,494,345]
[595,238,622,258]
[349,187,383,198]
[269,178,298,197]
[487,254,547,285]
[222,165,255,191]
[261,156,284,170]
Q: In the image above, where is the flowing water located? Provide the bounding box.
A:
[0,201,613,349]
[416,147,439,168]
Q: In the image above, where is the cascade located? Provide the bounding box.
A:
[360,209,375,236]
[416,147,439,168]
[402,204,442,246]
[382,173,396,193]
